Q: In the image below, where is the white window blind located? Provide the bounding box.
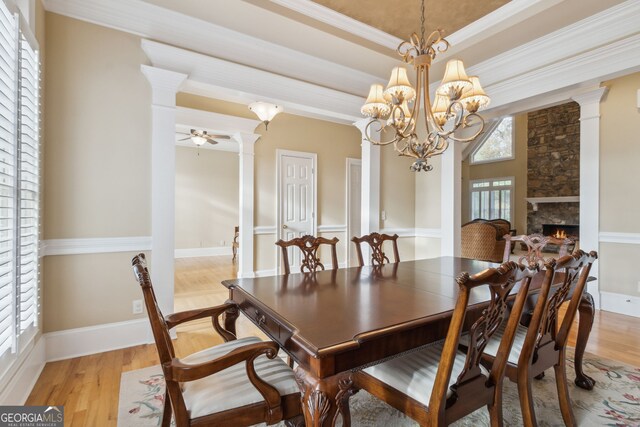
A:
[18,32,39,335]
[0,0,40,366]
[0,0,17,360]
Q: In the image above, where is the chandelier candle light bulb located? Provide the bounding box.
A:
[360,0,490,172]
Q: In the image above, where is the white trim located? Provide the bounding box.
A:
[44,319,152,363]
[143,40,364,125]
[40,237,152,256]
[379,228,417,238]
[525,196,580,212]
[346,157,362,267]
[414,228,443,239]
[174,247,233,258]
[317,225,347,233]
[43,0,382,97]
[269,0,401,50]
[254,226,277,235]
[255,269,277,277]
[0,337,45,405]
[599,232,640,245]
[469,176,516,223]
[600,292,640,318]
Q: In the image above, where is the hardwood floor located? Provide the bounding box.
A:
[26,256,640,426]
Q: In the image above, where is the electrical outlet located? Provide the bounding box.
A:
[132,299,143,315]
[381,210,387,221]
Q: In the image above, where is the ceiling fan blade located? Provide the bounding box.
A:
[178,137,191,141]
[208,135,231,140]
[206,139,219,145]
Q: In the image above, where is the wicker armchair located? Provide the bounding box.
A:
[461,219,508,263]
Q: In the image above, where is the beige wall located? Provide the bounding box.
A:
[415,156,442,259]
[176,94,362,271]
[599,72,640,296]
[461,114,528,234]
[42,14,151,331]
[175,147,239,250]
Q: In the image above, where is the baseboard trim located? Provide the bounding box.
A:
[600,291,640,318]
[0,337,46,405]
[255,269,276,277]
[44,319,153,362]
[174,246,232,258]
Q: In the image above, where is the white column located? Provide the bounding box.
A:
[141,65,187,315]
[353,119,381,236]
[233,132,260,278]
[572,87,608,309]
[440,141,462,257]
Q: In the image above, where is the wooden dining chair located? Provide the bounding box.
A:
[352,261,538,426]
[131,253,302,427]
[232,226,239,262]
[471,250,597,427]
[275,235,338,274]
[351,232,400,266]
[503,233,575,266]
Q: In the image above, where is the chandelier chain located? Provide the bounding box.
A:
[420,0,426,43]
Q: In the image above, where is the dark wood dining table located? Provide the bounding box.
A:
[221,257,595,426]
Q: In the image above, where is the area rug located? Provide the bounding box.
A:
[118,350,640,426]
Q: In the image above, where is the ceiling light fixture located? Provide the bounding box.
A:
[249,102,283,130]
[360,0,490,172]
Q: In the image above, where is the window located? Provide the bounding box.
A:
[470,178,514,222]
[470,116,514,164]
[0,0,40,371]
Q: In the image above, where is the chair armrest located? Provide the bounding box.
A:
[164,341,283,421]
[165,302,237,342]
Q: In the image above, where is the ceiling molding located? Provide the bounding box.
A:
[42,0,384,95]
[174,107,262,153]
[143,40,363,125]
[467,0,640,87]
[269,0,402,51]
[485,33,640,111]
[442,0,563,60]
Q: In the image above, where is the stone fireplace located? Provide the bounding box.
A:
[526,102,580,236]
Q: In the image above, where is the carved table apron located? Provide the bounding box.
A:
[221,257,595,427]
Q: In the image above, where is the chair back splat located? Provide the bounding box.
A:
[275,235,338,274]
[351,232,400,266]
[353,261,537,426]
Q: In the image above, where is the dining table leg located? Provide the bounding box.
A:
[294,368,357,427]
[574,291,596,390]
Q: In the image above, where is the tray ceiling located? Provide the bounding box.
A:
[311,0,511,39]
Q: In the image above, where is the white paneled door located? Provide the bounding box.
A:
[277,150,316,273]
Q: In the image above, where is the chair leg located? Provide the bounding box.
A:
[488,383,504,427]
[554,354,577,427]
[517,369,538,427]
[161,391,172,427]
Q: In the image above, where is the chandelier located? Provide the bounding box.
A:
[360,0,490,172]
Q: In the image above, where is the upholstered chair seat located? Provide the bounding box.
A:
[460,322,527,366]
[181,336,299,418]
[362,340,489,406]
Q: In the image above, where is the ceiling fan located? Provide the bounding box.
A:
[177,129,231,146]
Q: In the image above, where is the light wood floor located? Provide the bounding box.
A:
[26,256,640,426]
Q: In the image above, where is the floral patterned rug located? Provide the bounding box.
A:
[117,350,640,426]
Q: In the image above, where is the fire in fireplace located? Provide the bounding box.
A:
[542,223,579,239]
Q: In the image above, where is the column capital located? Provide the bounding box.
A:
[572,87,609,120]
[232,132,261,147]
[141,65,188,107]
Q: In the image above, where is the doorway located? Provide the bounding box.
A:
[276,150,317,274]
[346,158,362,266]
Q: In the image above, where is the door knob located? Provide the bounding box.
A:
[282,224,288,229]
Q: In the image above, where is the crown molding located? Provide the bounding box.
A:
[42,0,383,95]
[142,40,363,125]
[467,0,640,87]
[485,33,640,111]
[443,0,563,60]
[269,0,402,51]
